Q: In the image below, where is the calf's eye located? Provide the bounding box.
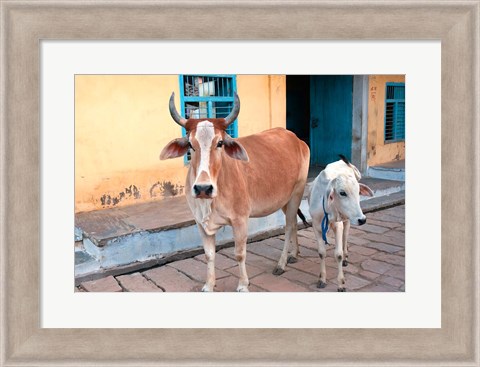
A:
[340,191,347,197]
[217,140,224,148]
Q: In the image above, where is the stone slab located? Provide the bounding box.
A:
[143,266,202,292]
[116,273,163,292]
[80,276,122,292]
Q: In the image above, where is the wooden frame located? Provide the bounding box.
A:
[1,1,478,365]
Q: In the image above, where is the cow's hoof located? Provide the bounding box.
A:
[201,284,214,292]
[342,259,349,267]
[236,285,249,292]
[272,267,285,276]
[317,281,327,289]
[337,287,347,292]
[287,255,298,264]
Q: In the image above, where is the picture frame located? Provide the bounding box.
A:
[1,1,478,365]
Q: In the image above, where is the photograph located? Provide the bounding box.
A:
[74,74,405,292]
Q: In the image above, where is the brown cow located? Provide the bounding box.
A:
[160,93,310,291]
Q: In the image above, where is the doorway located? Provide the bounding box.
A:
[287,75,354,169]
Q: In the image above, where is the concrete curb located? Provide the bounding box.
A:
[362,190,405,213]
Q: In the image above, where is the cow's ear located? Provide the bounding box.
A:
[359,183,374,197]
[160,137,190,160]
[223,138,249,162]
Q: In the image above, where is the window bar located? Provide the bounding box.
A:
[208,100,213,118]
[399,103,405,139]
[393,101,398,140]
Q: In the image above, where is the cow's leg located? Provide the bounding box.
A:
[342,220,350,267]
[279,205,300,265]
[197,224,216,292]
[274,206,289,275]
[273,192,303,275]
[232,219,249,292]
[333,222,346,291]
[287,211,300,264]
[312,215,327,288]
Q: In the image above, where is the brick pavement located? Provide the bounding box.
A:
[78,205,405,292]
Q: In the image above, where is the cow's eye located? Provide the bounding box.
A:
[340,191,347,197]
[188,142,195,151]
[217,140,224,148]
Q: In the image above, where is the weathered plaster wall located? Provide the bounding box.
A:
[236,75,286,136]
[75,75,286,212]
[367,75,406,166]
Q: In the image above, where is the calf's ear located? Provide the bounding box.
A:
[328,188,335,204]
[160,137,190,160]
[326,180,336,204]
[223,138,249,162]
[359,183,374,197]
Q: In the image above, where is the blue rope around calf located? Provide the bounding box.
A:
[321,197,329,245]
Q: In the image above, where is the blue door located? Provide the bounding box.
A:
[310,76,353,166]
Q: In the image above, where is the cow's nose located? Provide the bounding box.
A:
[193,184,214,196]
[358,217,367,225]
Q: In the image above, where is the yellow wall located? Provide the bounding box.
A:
[236,75,286,136]
[75,75,286,212]
[367,75,406,166]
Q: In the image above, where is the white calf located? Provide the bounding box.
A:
[309,155,374,291]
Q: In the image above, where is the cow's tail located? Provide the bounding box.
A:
[297,209,311,227]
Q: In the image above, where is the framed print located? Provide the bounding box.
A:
[1,0,479,365]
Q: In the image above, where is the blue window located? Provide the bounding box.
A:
[384,83,405,143]
[180,75,238,163]
[180,75,238,137]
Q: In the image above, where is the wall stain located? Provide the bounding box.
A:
[100,185,141,208]
[150,181,184,198]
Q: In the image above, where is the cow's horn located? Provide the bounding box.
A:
[169,92,187,127]
[224,92,240,127]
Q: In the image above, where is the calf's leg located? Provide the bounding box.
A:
[311,215,328,288]
[342,220,350,267]
[333,222,347,291]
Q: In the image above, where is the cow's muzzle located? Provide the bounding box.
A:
[193,184,214,199]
